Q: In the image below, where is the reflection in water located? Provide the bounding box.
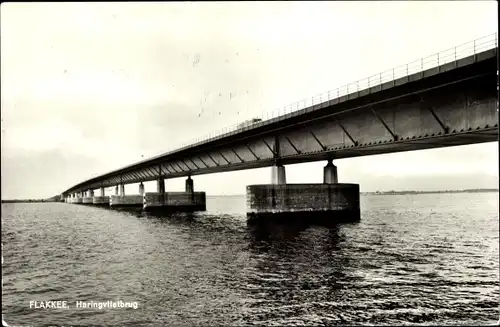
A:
[241,219,357,325]
[1,193,499,326]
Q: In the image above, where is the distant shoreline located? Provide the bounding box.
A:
[2,189,498,203]
[362,189,499,195]
[1,199,55,203]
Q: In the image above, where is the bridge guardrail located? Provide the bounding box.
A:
[178,33,497,151]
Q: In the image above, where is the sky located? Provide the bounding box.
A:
[1,1,498,199]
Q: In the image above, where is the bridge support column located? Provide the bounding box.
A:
[323,159,338,184]
[139,182,145,195]
[185,176,194,193]
[271,164,286,185]
[143,175,205,212]
[83,189,94,204]
[75,192,83,204]
[115,185,119,195]
[157,178,165,194]
[109,183,142,208]
[247,161,359,223]
[93,187,109,206]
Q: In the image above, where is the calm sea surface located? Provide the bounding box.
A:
[2,193,499,326]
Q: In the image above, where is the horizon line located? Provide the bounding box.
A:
[2,188,499,201]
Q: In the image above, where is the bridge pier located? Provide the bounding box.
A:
[71,191,82,204]
[83,189,94,204]
[110,183,142,208]
[323,159,338,184]
[93,187,109,205]
[143,176,206,212]
[246,161,359,223]
[139,182,145,195]
[74,193,83,204]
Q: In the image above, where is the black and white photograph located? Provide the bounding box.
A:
[1,1,499,326]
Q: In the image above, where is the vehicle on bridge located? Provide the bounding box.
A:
[237,118,262,129]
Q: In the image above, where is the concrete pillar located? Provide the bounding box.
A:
[185,176,194,193]
[157,178,165,194]
[323,159,338,184]
[119,184,125,196]
[115,185,119,195]
[88,189,94,197]
[139,182,145,195]
[100,187,105,196]
[271,164,286,185]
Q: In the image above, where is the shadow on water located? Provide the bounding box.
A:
[243,214,358,257]
[110,206,360,256]
[96,206,361,244]
[86,205,360,254]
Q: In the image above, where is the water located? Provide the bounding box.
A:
[2,193,499,326]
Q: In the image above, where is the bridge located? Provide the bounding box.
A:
[62,33,498,221]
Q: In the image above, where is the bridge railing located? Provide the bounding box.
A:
[178,33,497,150]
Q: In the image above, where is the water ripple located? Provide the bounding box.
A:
[1,193,499,326]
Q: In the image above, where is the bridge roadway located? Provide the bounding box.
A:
[62,38,498,220]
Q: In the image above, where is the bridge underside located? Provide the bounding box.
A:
[65,51,498,194]
[280,127,496,164]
